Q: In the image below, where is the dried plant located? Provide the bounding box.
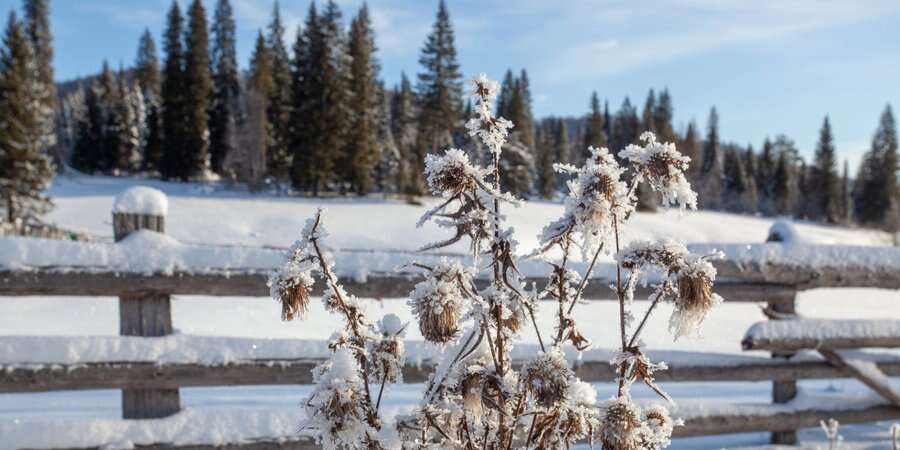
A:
[819,418,843,450]
[269,73,723,449]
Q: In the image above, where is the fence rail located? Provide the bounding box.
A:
[2,210,900,447]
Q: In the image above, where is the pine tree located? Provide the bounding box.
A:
[97,61,122,173]
[721,145,756,213]
[653,88,676,144]
[756,137,775,213]
[496,69,514,119]
[390,72,418,194]
[71,81,103,173]
[809,116,840,222]
[209,0,240,175]
[581,91,606,157]
[290,1,350,194]
[856,106,899,228]
[374,81,399,193]
[115,69,143,172]
[610,97,639,156]
[143,102,162,172]
[23,0,56,166]
[266,1,292,182]
[773,150,791,215]
[346,3,380,195]
[641,89,656,134]
[535,122,555,199]
[0,12,52,222]
[699,107,722,209]
[135,29,161,102]
[228,31,271,185]
[182,0,212,179]
[679,120,701,182]
[160,1,186,180]
[517,69,535,151]
[416,0,462,165]
[839,159,852,223]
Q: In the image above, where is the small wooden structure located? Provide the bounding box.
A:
[112,188,179,419]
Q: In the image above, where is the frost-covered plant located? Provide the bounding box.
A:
[819,418,842,450]
[270,73,722,449]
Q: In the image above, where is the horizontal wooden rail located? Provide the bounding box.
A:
[19,405,900,449]
[0,269,798,303]
[4,354,900,393]
[675,405,900,437]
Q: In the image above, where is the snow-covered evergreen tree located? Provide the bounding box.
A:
[266,1,292,182]
[0,12,53,223]
[809,116,840,222]
[346,3,381,195]
[390,72,418,194]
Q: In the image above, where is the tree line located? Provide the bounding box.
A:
[1,0,898,232]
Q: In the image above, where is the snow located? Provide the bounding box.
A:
[0,174,897,449]
[112,186,168,216]
[767,218,807,244]
[744,319,900,343]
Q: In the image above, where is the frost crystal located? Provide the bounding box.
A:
[304,349,371,450]
[669,253,724,339]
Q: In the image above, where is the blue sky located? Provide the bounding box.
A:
[2,0,899,170]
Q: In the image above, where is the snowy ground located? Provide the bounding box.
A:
[1,175,898,449]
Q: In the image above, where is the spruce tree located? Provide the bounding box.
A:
[641,89,656,134]
[374,81,399,193]
[23,0,56,165]
[810,116,840,222]
[182,0,212,179]
[757,137,775,213]
[416,0,462,164]
[610,97,639,156]
[97,61,122,173]
[115,69,143,172]
[581,91,606,157]
[535,122,555,199]
[773,150,791,215]
[228,31,272,185]
[699,107,722,208]
[517,69,535,151]
[143,102,162,172]
[653,88,676,143]
[135,29,161,101]
[160,1,186,180]
[346,3,380,195]
[390,72,418,194]
[839,159,851,223]
[209,0,240,175]
[71,81,103,173]
[0,12,52,222]
[856,106,899,228]
[679,120,701,182]
[320,0,351,191]
[266,1,292,181]
[497,69,515,119]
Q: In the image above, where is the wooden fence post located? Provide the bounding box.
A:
[765,228,798,444]
[113,188,180,419]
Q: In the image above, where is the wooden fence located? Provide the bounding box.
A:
[1,212,899,448]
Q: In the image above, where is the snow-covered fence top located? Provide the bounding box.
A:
[743,319,900,351]
[112,186,169,216]
[0,235,899,298]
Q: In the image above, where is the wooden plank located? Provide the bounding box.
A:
[768,296,798,445]
[819,348,900,407]
[0,269,797,303]
[4,356,900,393]
[119,292,173,337]
[674,405,900,437]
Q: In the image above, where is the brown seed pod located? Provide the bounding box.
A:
[432,162,479,195]
[278,281,310,321]
[597,397,644,450]
[676,273,715,314]
[372,338,403,383]
[418,301,460,344]
[525,351,573,407]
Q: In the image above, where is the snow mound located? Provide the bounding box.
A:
[112,186,168,216]
[766,219,807,244]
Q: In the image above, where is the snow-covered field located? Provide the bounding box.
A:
[1,175,898,449]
